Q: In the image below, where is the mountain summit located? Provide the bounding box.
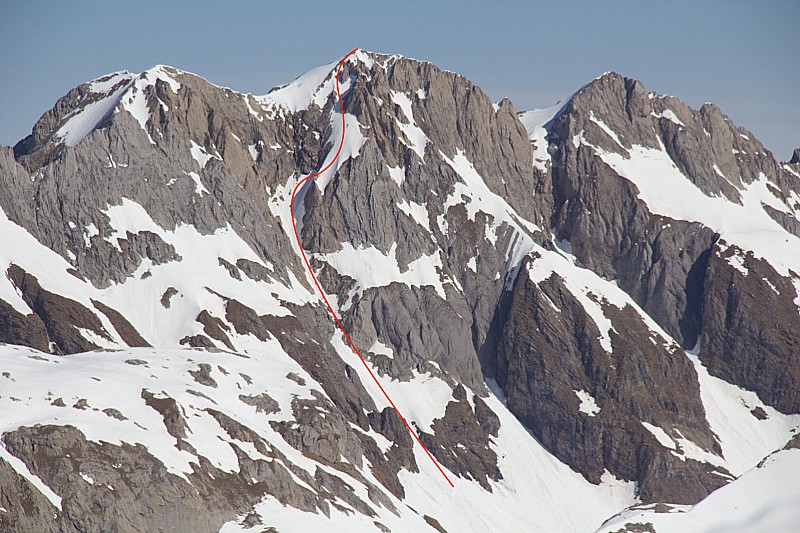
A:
[1,51,799,532]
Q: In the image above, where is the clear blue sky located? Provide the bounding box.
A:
[2,0,798,159]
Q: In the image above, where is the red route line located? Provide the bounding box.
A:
[289,47,455,489]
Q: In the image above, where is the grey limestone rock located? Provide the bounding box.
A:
[1,52,798,525]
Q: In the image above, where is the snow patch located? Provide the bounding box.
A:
[597,449,800,533]
[783,164,800,179]
[651,108,685,126]
[575,390,600,416]
[440,149,537,266]
[524,246,677,354]
[183,171,208,196]
[57,77,133,147]
[189,140,221,169]
[257,58,339,114]
[686,349,800,476]
[553,234,573,255]
[387,165,406,187]
[589,111,625,149]
[519,100,567,171]
[83,222,99,248]
[641,421,677,450]
[393,377,637,533]
[247,144,258,161]
[118,66,181,144]
[724,247,748,275]
[184,171,208,196]
[390,90,429,160]
[88,71,132,93]
[0,345,323,484]
[328,334,452,434]
[368,340,394,360]
[712,163,727,180]
[641,421,725,468]
[526,257,616,352]
[0,208,124,346]
[314,242,446,307]
[396,199,430,231]
[314,113,368,194]
[99,198,307,346]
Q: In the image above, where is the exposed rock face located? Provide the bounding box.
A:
[420,386,502,490]
[91,299,150,347]
[699,242,800,413]
[543,72,800,413]
[6,265,110,354]
[238,393,279,414]
[0,298,51,352]
[271,392,366,468]
[0,52,798,531]
[366,407,419,499]
[548,75,717,348]
[489,255,726,503]
[299,56,541,394]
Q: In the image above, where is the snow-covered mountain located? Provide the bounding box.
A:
[1,50,799,532]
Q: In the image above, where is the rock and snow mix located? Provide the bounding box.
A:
[2,52,800,532]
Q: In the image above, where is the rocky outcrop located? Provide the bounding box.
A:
[0,298,51,353]
[90,299,149,347]
[1,425,262,533]
[488,255,726,503]
[699,243,800,413]
[271,392,366,468]
[366,407,419,499]
[6,265,108,354]
[225,298,377,430]
[420,385,501,490]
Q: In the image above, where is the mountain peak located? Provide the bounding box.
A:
[594,70,625,81]
[1,51,799,532]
